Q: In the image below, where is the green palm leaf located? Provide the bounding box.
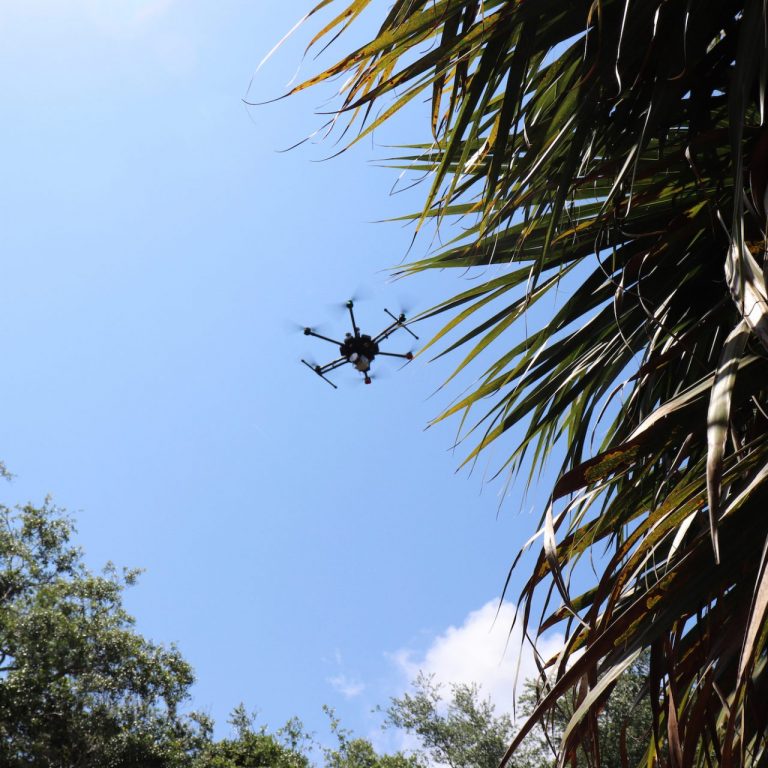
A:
[287,1,768,765]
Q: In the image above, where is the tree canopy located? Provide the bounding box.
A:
[0,501,551,767]
[285,1,768,765]
[383,674,516,768]
[0,500,199,767]
[0,497,658,767]
[0,501,319,768]
[384,666,651,768]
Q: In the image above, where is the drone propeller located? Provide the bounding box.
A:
[329,287,370,313]
[286,320,327,335]
[390,293,416,317]
[383,307,419,340]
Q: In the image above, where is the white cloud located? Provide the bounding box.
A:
[324,650,365,699]
[391,599,563,717]
[328,673,366,699]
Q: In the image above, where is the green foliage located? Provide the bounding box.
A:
[0,501,201,767]
[518,653,652,768]
[288,1,768,764]
[0,501,324,768]
[323,705,423,768]
[0,498,658,767]
[382,665,652,768]
[383,674,515,768]
[192,706,310,768]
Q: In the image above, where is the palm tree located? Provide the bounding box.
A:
[285,1,768,765]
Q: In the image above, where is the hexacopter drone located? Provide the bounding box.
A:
[301,300,418,387]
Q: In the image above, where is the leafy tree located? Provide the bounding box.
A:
[283,1,768,764]
[191,705,311,768]
[382,665,651,768]
[0,489,654,768]
[519,653,652,768]
[383,674,517,768]
[0,501,201,767]
[323,705,423,768]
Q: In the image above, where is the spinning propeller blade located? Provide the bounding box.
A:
[286,320,333,339]
[329,287,369,314]
[383,307,419,340]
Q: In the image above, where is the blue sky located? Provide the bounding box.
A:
[0,0,558,745]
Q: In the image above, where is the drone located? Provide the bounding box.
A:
[301,300,418,387]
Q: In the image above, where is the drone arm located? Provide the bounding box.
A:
[384,308,419,339]
[347,303,360,337]
[372,321,400,344]
[305,330,344,346]
[319,357,349,373]
[301,359,339,389]
[376,350,414,361]
[373,309,419,343]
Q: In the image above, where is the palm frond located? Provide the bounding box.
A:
[289,1,768,765]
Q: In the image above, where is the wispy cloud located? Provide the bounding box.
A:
[328,673,366,699]
[390,599,563,717]
[324,649,365,699]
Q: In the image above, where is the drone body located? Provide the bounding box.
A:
[301,300,417,388]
